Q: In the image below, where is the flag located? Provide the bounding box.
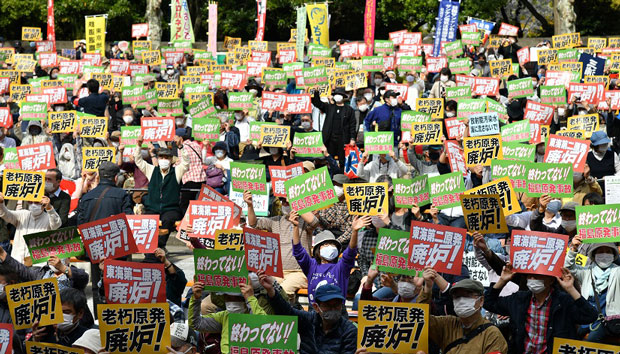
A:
[170,0,195,43]
[306,3,329,47]
[255,0,267,41]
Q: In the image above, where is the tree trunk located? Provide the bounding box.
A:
[555,0,576,34]
[146,0,163,49]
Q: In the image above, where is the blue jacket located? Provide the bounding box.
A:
[484,285,598,354]
[364,103,402,145]
[78,92,109,116]
[268,291,357,354]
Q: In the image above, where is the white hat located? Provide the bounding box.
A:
[73,329,102,353]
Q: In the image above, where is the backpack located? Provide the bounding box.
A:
[205,166,224,188]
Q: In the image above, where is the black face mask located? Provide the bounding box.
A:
[429,151,440,160]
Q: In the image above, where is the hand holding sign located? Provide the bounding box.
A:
[192,281,205,300]
[499,262,515,284]
[257,270,276,298]
[240,282,254,300]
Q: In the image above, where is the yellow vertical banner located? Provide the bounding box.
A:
[306,3,329,47]
[85,16,106,54]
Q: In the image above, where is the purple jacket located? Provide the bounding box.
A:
[293,242,357,303]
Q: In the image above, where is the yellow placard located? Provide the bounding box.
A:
[248,40,268,52]
[0,70,19,85]
[311,57,335,68]
[567,114,599,138]
[224,36,242,51]
[277,42,296,52]
[14,58,37,73]
[259,125,290,148]
[91,73,113,91]
[142,50,161,66]
[82,147,116,172]
[0,47,15,64]
[410,122,443,145]
[180,75,202,88]
[289,28,309,42]
[559,61,583,76]
[155,82,179,100]
[98,303,170,354]
[416,98,444,119]
[588,37,607,51]
[186,66,209,77]
[41,80,63,89]
[214,229,244,250]
[306,3,330,47]
[21,27,42,41]
[2,169,45,202]
[6,278,62,330]
[85,16,106,53]
[552,337,620,354]
[467,177,520,216]
[552,32,580,49]
[489,59,513,78]
[463,135,503,167]
[112,75,125,92]
[132,40,152,51]
[358,300,429,353]
[460,194,508,234]
[556,129,586,140]
[49,111,77,133]
[9,84,32,102]
[26,342,84,354]
[343,183,389,216]
[583,75,609,87]
[79,116,108,138]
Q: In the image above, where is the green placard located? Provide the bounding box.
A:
[187,97,216,119]
[501,120,531,143]
[301,66,328,87]
[308,44,331,58]
[192,117,220,142]
[229,313,298,352]
[429,172,466,210]
[490,159,529,193]
[502,141,536,161]
[394,175,430,208]
[193,249,248,292]
[448,57,471,74]
[540,85,567,106]
[445,86,472,102]
[230,161,267,195]
[284,166,338,215]
[444,40,463,58]
[20,102,47,121]
[576,204,620,243]
[335,61,352,70]
[23,227,84,264]
[485,97,508,123]
[364,132,394,155]
[262,69,287,88]
[525,162,573,198]
[397,56,423,72]
[457,99,487,118]
[137,88,157,109]
[2,147,19,169]
[293,132,324,158]
[374,228,417,276]
[283,62,304,78]
[507,77,534,99]
[228,92,254,110]
[157,99,184,116]
[461,31,481,46]
[374,40,395,54]
[361,56,384,72]
[121,85,144,105]
[558,49,580,62]
[400,110,431,132]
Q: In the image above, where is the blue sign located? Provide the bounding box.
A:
[468,18,495,34]
[433,0,460,57]
[579,53,605,79]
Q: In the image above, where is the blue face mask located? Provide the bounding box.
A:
[383,154,392,162]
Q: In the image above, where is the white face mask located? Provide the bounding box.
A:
[453,296,479,318]
[167,69,175,75]
[269,147,280,155]
[249,273,261,290]
[390,98,398,106]
[358,104,369,112]
[320,245,339,261]
[578,110,587,116]
[63,152,72,160]
[397,281,417,299]
[440,75,449,83]
[215,151,225,159]
[159,159,171,170]
[371,215,387,229]
[281,205,291,215]
[374,79,383,86]
[445,111,455,118]
[364,93,373,101]
[527,278,546,294]
[175,118,185,125]
[333,94,343,103]
[123,116,133,124]
[45,182,55,193]
[112,142,120,148]
[301,121,312,130]
[249,89,258,96]
[225,301,246,313]
[56,313,77,332]
[561,219,576,232]
[557,108,565,116]
[595,253,615,269]
[334,185,344,198]
[29,204,43,216]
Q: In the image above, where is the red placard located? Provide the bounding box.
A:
[41,87,67,104]
[455,74,475,88]
[472,77,500,96]
[251,51,271,64]
[389,30,407,46]
[17,142,55,171]
[103,259,166,304]
[402,32,422,45]
[163,51,185,66]
[459,24,477,33]
[568,83,605,105]
[510,230,568,277]
[141,117,175,142]
[261,91,287,111]
[524,100,555,125]
[25,94,51,106]
[0,77,10,95]
[38,52,57,68]
[383,55,396,71]
[444,117,466,140]
[605,90,620,110]
[58,60,81,74]
[444,140,467,176]
[78,213,138,264]
[543,134,589,173]
[198,184,242,226]
[545,70,571,88]
[340,42,359,59]
[284,94,312,114]
[498,23,519,37]
[243,227,284,278]
[129,63,149,76]
[517,47,530,66]
[35,41,55,53]
[408,221,466,275]
[109,59,130,75]
[385,83,408,101]
[126,215,159,254]
[221,71,247,90]
[425,56,448,73]
[132,23,149,38]
[278,49,296,64]
[268,163,304,198]
[82,53,102,66]
[0,107,11,128]
[188,200,236,238]
[246,61,268,77]
[0,323,13,354]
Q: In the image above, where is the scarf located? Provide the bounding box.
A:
[589,266,612,298]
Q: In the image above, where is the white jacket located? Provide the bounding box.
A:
[0,203,62,264]
[565,249,620,316]
[358,157,408,182]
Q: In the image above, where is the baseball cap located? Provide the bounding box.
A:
[315,284,345,302]
[98,161,120,180]
[383,90,400,98]
[560,201,578,213]
[170,322,199,348]
[449,279,484,296]
[302,161,315,172]
[591,130,611,146]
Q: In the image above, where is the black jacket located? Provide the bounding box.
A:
[484,286,598,354]
[311,92,356,145]
[0,254,89,292]
[50,190,71,227]
[78,92,109,117]
[76,179,133,225]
